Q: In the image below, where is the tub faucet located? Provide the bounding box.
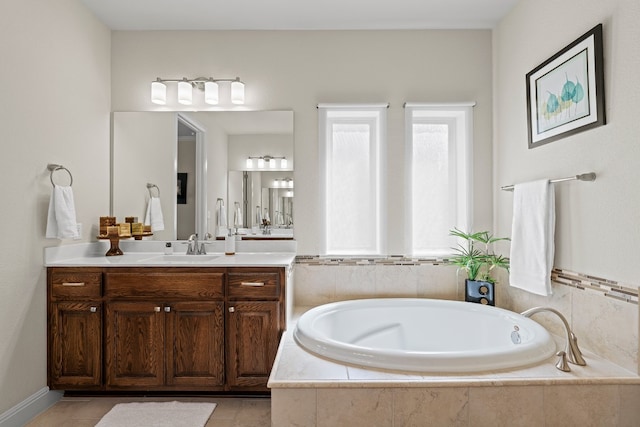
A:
[521,307,586,371]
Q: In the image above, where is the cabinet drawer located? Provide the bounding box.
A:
[105,268,224,299]
[50,269,102,299]
[227,270,281,299]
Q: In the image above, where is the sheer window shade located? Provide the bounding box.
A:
[405,103,473,256]
[319,104,387,255]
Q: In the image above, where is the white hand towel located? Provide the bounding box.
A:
[144,196,165,232]
[256,206,263,225]
[46,185,79,239]
[233,203,243,228]
[509,180,555,296]
[217,202,227,228]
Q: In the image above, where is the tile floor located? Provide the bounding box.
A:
[25,396,271,427]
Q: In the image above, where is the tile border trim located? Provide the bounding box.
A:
[294,256,639,305]
[551,268,638,305]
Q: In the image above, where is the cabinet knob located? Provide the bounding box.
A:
[228,307,235,313]
[154,306,161,312]
[164,306,171,313]
[89,306,97,313]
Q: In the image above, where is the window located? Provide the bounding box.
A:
[318,104,387,255]
[405,103,473,256]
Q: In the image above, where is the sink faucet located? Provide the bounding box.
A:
[187,233,214,255]
[186,234,199,255]
[521,306,586,371]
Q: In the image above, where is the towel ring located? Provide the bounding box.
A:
[147,183,160,198]
[47,164,73,187]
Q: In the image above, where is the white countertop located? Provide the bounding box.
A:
[45,241,296,268]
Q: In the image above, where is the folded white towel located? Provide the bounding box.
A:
[46,185,79,239]
[144,196,165,232]
[509,180,555,296]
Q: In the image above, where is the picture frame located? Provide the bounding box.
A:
[526,24,605,149]
[177,173,187,204]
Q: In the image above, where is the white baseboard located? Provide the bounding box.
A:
[0,387,63,427]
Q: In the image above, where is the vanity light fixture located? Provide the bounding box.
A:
[273,178,293,188]
[150,76,245,105]
[246,156,288,169]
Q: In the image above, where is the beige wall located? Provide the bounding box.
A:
[493,0,640,284]
[0,0,111,413]
[493,0,640,372]
[111,30,494,255]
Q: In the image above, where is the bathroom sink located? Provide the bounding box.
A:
[140,254,220,264]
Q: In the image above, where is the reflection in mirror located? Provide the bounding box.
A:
[111,111,294,240]
[177,119,197,239]
[228,171,294,237]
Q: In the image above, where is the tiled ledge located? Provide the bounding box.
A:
[294,256,639,305]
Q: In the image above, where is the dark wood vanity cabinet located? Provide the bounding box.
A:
[226,268,283,390]
[47,265,286,392]
[103,269,226,390]
[48,268,103,390]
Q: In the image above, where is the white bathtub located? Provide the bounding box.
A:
[293,298,557,373]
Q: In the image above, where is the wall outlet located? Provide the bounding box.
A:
[74,223,82,240]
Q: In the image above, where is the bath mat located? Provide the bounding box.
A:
[95,401,216,427]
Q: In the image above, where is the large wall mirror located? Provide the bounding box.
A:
[111,111,294,240]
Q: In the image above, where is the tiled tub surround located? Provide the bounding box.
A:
[294,257,639,374]
[279,257,640,425]
[269,327,640,426]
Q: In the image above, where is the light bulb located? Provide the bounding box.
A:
[151,80,166,105]
[269,159,276,169]
[257,158,264,168]
[246,158,253,168]
[280,158,288,169]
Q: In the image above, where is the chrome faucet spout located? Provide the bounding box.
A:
[186,233,198,255]
[521,306,586,368]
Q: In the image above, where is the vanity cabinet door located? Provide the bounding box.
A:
[105,301,165,388]
[49,302,102,389]
[226,301,280,390]
[165,301,225,388]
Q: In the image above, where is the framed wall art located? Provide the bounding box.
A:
[526,24,605,149]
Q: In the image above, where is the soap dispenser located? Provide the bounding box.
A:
[225,230,235,255]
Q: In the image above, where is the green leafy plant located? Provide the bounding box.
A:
[449,228,510,284]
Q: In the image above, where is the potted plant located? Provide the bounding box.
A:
[449,228,510,305]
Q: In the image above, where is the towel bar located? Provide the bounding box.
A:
[47,164,73,187]
[501,172,596,191]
